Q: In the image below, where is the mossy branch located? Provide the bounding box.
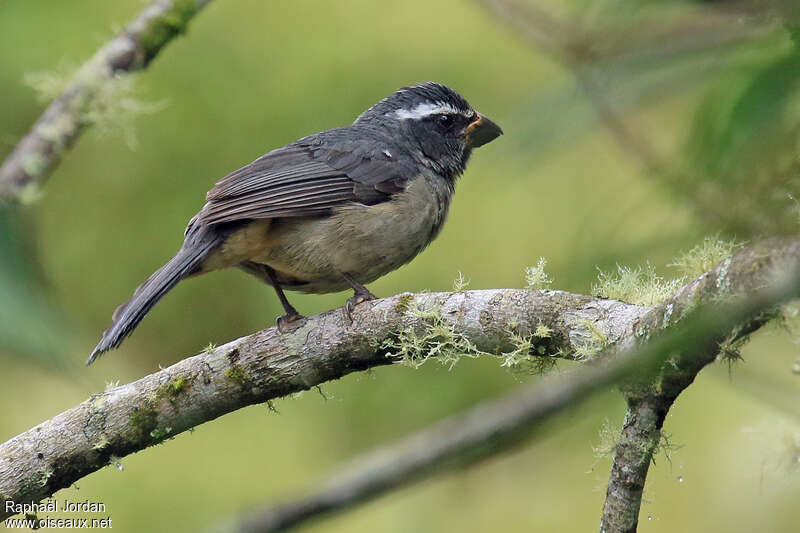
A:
[0,0,214,203]
[204,237,800,533]
[1,238,798,523]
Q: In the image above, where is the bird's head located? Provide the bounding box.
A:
[355,82,503,178]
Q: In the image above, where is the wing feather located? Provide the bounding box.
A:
[195,130,413,226]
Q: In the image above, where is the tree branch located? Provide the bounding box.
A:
[0,0,215,203]
[2,238,798,521]
[597,240,782,532]
[203,238,798,533]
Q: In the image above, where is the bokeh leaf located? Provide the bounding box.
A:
[0,207,69,365]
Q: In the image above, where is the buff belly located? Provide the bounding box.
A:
[199,174,452,294]
[256,175,450,293]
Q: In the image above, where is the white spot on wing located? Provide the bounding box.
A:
[383,150,392,158]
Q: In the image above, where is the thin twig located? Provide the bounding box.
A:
[0,0,215,203]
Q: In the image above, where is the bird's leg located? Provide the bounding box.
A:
[264,266,305,332]
[342,272,376,322]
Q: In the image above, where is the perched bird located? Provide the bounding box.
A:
[89,82,502,364]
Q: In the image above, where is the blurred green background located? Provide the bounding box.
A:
[2,0,800,531]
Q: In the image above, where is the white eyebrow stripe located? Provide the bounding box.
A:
[391,101,462,120]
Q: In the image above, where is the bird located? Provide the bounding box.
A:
[88,81,502,364]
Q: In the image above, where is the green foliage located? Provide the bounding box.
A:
[0,209,68,364]
[677,29,800,236]
[593,263,684,306]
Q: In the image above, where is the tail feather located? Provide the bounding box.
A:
[88,232,222,365]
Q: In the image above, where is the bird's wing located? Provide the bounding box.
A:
[195,133,411,226]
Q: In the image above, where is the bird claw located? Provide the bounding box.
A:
[344,291,376,323]
[276,312,305,333]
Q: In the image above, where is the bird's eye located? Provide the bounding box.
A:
[437,114,453,125]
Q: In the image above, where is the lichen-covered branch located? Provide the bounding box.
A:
[205,238,800,533]
[207,365,643,533]
[599,355,715,533]
[1,238,798,522]
[0,0,215,202]
[203,352,681,533]
[595,238,789,533]
[0,288,643,519]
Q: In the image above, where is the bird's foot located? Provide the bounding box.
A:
[344,288,377,322]
[276,312,305,333]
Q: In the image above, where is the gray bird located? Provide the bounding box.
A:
[89,82,502,364]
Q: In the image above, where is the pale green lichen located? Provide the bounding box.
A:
[395,293,414,314]
[651,431,683,466]
[24,66,73,102]
[499,330,534,368]
[592,419,620,460]
[384,300,486,369]
[92,436,110,451]
[573,319,609,360]
[38,467,54,487]
[452,271,470,292]
[21,153,47,179]
[498,322,558,375]
[668,235,743,278]
[149,426,172,440]
[525,257,553,289]
[387,301,559,373]
[203,342,217,353]
[105,380,120,391]
[593,263,684,306]
[25,64,163,150]
[534,323,553,338]
[718,329,747,367]
[16,182,44,204]
[90,394,106,411]
[83,75,164,148]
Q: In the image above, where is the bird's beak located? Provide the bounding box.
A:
[465,112,503,148]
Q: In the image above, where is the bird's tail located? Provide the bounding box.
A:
[88,230,223,365]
